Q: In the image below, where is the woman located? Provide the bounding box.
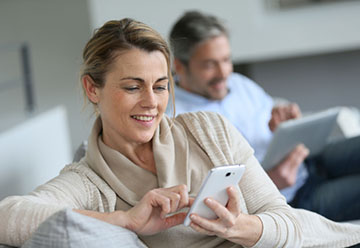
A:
[0,18,359,248]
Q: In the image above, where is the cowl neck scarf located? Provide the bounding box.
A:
[84,116,189,208]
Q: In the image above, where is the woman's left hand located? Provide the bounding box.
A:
[188,186,263,247]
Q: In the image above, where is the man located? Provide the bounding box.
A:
[166,10,360,222]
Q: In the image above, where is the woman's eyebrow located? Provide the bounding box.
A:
[120,76,168,83]
[156,76,168,82]
[120,77,145,83]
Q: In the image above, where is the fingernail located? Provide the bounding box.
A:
[205,198,212,204]
[190,214,195,220]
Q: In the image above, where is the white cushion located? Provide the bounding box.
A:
[22,209,147,248]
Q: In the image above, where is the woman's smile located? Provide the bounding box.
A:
[131,114,157,127]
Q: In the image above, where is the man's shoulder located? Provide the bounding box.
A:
[228,73,272,104]
[228,73,261,90]
[170,86,213,115]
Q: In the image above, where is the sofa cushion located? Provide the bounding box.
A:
[22,208,147,248]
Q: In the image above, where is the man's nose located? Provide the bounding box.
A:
[216,62,229,78]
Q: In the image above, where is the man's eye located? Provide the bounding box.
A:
[224,57,231,63]
[203,62,215,69]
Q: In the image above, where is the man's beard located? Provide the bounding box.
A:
[207,77,226,87]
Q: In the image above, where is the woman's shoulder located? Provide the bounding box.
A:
[169,111,254,168]
[61,161,117,208]
[173,111,233,144]
[163,111,227,137]
[61,161,109,188]
[61,161,93,175]
[175,111,226,127]
[175,111,238,139]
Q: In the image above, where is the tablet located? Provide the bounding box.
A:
[261,108,339,171]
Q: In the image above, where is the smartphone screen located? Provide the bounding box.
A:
[183,164,246,226]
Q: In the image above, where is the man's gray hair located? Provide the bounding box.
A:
[169,11,229,65]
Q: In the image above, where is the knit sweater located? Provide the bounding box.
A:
[0,112,359,247]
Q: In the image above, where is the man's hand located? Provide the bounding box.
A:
[269,103,302,132]
[267,144,309,190]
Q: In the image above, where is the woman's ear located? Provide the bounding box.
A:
[82,75,100,104]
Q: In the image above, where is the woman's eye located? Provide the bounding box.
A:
[124,86,139,92]
[154,86,167,91]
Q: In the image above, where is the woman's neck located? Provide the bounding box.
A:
[102,135,156,174]
[132,142,156,174]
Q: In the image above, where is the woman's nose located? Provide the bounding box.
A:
[140,89,156,108]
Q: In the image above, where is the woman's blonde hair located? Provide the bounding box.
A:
[80,18,175,117]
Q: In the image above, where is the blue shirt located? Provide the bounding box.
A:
[166,73,308,202]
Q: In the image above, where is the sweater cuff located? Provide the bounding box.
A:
[248,214,279,248]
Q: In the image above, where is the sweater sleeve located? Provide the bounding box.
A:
[243,156,303,248]
[0,170,91,247]
[224,116,303,247]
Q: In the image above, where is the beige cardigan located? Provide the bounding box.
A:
[0,112,359,247]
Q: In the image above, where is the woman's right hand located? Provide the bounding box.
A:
[74,184,192,235]
[123,184,191,235]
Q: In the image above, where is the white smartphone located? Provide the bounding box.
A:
[183,164,246,226]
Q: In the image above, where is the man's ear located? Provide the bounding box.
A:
[82,75,100,104]
[173,58,187,76]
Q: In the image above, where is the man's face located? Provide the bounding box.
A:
[179,35,233,100]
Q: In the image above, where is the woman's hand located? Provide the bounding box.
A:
[124,184,191,235]
[188,186,263,247]
[75,184,191,235]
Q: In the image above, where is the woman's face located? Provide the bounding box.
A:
[95,48,169,149]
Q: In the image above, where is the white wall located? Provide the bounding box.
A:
[0,0,94,154]
[88,0,360,62]
[250,49,360,112]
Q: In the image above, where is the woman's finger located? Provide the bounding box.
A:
[190,212,228,235]
[203,198,235,228]
[146,190,171,219]
[163,212,187,228]
[153,189,181,214]
[225,186,241,214]
[189,217,216,236]
[170,184,189,209]
[154,185,190,213]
